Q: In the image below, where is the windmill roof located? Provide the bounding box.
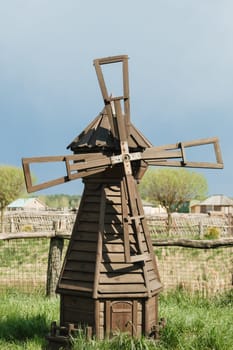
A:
[67,108,152,152]
[200,195,233,206]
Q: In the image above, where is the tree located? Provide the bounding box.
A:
[0,165,26,232]
[139,168,208,231]
[38,194,81,209]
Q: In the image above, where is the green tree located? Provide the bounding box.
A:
[38,194,81,209]
[0,165,26,232]
[139,168,208,231]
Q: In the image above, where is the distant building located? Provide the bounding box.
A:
[7,198,47,211]
[190,195,233,215]
[142,200,166,216]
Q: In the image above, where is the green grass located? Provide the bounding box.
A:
[0,289,232,349]
[0,289,59,349]
[0,238,49,268]
[158,289,233,350]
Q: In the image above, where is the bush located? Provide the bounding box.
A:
[21,225,33,232]
[203,227,220,239]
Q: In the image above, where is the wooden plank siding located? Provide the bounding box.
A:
[57,179,161,339]
[57,176,161,297]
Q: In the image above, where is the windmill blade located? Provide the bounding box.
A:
[93,55,131,141]
[142,137,224,169]
[22,152,112,193]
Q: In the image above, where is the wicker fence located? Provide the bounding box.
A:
[0,211,232,296]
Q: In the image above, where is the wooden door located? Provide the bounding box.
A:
[106,300,138,336]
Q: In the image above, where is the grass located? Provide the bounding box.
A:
[158,289,233,350]
[0,238,49,268]
[0,289,59,349]
[0,289,232,349]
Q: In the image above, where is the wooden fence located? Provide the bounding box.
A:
[0,211,232,296]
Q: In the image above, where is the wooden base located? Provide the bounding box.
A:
[60,294,159,339]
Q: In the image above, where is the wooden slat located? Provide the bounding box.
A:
[81,203,101,212]
[145,261,156,273]
[71,241,97,252]
[103,214,123,223]
[122,57,130,138]
[102,253,126,263]
[100,263,142,274]
[103,223,123,234]
[104,186,121,195]
[148,270,160,282]
[79,212,123,224]
[62,271,94,282]
[63,308,94,324]
[93,58,116,137]
[103,234,138,245]
[68,251,97,262]
[59,280,93,292]
[105,204,122,214]
[99,273,144,284]
[149,279,163,292]
[77,222,100,232]
[84,196,102,204]
[63,295,94,310]
[103,243,125,253]
[94,55,128,65]
[79,212,100,222]
[146,160,224,169]
[74,232,98,242]
[65,261,95,273]
[99,284,147,293]
[102,235,124,244]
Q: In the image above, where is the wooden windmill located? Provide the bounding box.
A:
[22,55,223,343]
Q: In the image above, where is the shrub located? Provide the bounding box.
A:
[21,225,33,232]
[203,227,220,240]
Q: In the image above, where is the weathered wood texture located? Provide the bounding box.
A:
[46,237,64,297]
[57,176,161,298]
[56,171,162,338]
[152,238,233,248]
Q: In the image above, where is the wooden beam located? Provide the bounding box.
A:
[152,238,233,249]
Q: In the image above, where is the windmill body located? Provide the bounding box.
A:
[56,109,162,338]
[22,55,223,344]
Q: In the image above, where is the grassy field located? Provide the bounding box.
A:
[0,289,232,350]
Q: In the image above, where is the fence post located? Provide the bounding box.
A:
[199,221,203,238]
[228,213,233,236]
[46,220,65,297]
[10,217,15,233]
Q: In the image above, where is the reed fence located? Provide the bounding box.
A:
[0,211,232,296]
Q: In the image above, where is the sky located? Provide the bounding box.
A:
[0,0,232,196]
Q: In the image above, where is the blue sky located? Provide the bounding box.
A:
[0,1,232,196]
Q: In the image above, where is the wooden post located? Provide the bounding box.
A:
[46,220,64,297]
[228,213,233,236]
[10,217,15,233]
[199,221,203,238]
